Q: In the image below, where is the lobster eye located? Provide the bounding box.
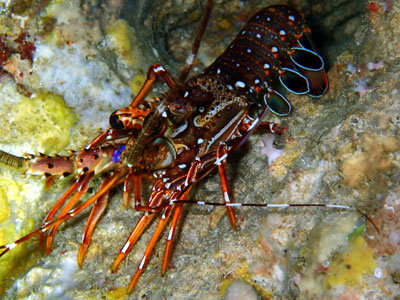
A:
[109,111,125,130]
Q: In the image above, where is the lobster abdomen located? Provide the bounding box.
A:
[202,5,328,115]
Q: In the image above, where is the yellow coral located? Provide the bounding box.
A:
[103,287,129,300]
[324,236,376,288]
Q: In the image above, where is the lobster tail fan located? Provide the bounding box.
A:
[299,68,328,97]
[297,33,316,52]
[290,47,324,71]
[264,90,292,116]
[279,68,310,95]
[290,47,328,97]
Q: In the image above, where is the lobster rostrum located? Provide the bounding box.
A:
[0,1,334,293]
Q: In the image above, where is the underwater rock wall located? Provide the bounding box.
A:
[0,0,399,299]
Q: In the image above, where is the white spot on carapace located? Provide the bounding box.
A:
[256,33,262,38]
[226,84,233,90]
[247,48,252,53]
[279,29,286,36]
[235,81,246,88]
[263,63,270,69]
[241,30,247,35]
[178,164,186,169]
[271,46,278,53]
[254,79,260,84]
[288,15,295,21]
[197,138,204,144]
[217,68,221,74]
[267,17,271,21]
[184,91,189,97]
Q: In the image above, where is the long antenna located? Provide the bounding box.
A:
[177,0,213,84]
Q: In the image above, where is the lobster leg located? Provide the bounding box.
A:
[123,171,140,208]
[39,172,91,246]
[77,179,111,268]
[45,172,95,254]
[0,169,127,258]
[130,64,175,108]
[127,205,174,293]
[216,144,237,230]
[110,189,167,272]
[161,188,192,274]
[86,129,131,149]
[255,122,287,135]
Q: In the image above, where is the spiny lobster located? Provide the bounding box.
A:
[1,0,367,294]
